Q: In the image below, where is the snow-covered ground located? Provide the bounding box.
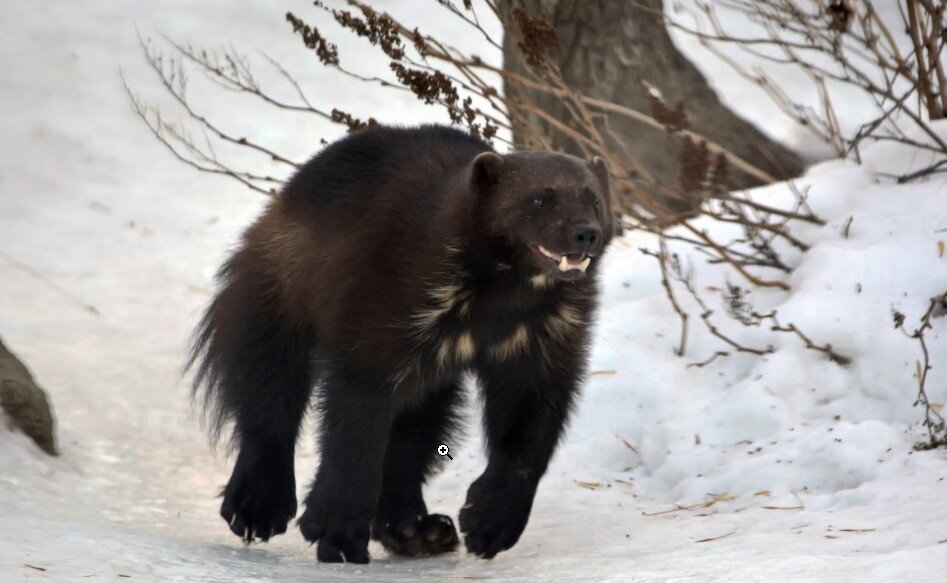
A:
[2,1,946,581]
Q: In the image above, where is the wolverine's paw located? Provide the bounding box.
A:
[459,473,536,559]
[298,494,372,563]
[372,513,459,556]
[220,454,297,543]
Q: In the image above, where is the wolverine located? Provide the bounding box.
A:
[189,124,613,563]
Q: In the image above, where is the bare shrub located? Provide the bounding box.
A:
[665,0,947,180]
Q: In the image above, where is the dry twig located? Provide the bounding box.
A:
[643,492,735,516]
[894,291,947,450]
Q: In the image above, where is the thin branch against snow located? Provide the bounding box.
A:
[0,249,101,317]
[641,240,690,357]
[161,34,335,120]
[664,251,774,358]
[642,491,735,516]
[138,36,302,170]
[121,69,284,196]
[757,310,851,365]
[894,291,947,450]
[124,92,277,195]
[687,350,729,369]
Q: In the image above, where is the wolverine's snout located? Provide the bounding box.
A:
[571,224,600,255]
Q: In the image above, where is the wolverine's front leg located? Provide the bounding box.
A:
[373,381,463,556]
[298,366,394,563]
[460,351,582,558]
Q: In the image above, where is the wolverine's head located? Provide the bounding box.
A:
[470,150,614,282]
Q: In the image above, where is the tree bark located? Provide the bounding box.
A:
[1,336,57,456]
[502,0,805,209]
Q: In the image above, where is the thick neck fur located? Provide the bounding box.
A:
[419,208,591,349]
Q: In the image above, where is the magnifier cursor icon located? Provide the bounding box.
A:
[437,444,453,460]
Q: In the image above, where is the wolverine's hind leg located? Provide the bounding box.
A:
[191,249,315,543]
[216,329,313,543]
[372,381,464,556]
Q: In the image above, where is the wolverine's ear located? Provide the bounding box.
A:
[470,151,503,193]
[588,156,610,194]
[589,155,617,240]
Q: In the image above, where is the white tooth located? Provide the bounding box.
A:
[539,245,559,260]
[559,256,570,271]
[578,257,591,271]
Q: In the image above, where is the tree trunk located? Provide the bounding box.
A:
[502,0,805,211]
[1,336,58,456]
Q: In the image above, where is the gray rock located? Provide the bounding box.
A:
[0,336,57,455]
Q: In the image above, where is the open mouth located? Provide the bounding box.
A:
[537,245,591,273]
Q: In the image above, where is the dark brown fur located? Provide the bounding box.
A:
[189,124,613,563]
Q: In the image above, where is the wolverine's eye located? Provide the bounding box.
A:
[532,188,555,210]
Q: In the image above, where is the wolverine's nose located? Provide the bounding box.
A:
[572,224,600,253]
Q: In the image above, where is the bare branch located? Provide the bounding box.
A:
[894,291,947,450]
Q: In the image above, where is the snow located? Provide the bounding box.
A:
[2,1,946,581]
